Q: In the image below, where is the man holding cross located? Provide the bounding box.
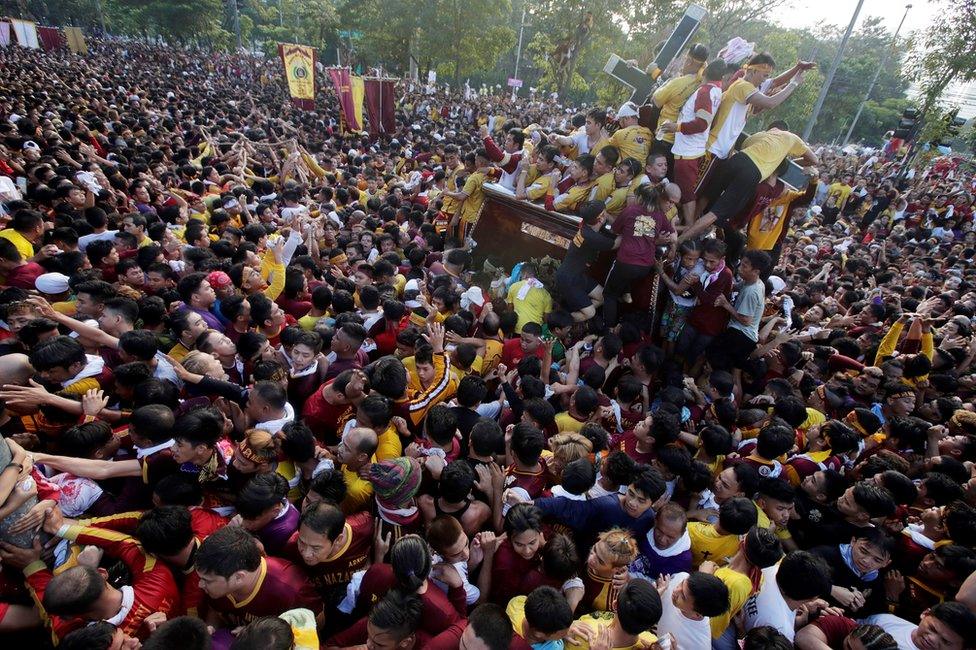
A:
[651,43,710,175]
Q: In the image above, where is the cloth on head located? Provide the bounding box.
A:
[616,102,639,119]
[207,271,232,290]
[35,272,70,294]
[369,456,422,508]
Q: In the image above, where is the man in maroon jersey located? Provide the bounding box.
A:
[195,526,321,631]
[287,501,373,610]
[301,368,367,446]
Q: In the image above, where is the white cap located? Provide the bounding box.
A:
[616,101,639,119]
[35,272,70,294]
[810,205,823,215]
[768,275,786,294]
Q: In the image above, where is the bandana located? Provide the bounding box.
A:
[839,542,880,581]
[237,439,268,465]
[886,389,915,402]
[701,260,727,290]
[290,359,319,378]
[330,252,348,265]
[253,402,296,435]
[746,63,774,75]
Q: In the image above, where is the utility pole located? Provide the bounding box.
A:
[230,0,242,50]
[803,0,864,141]
[511,4,528,100]
[843,4,911,146]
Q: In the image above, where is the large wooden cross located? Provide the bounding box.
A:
[603,4,707,104]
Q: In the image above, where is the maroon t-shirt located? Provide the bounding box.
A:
[610,205,673,267]
[687,266,734,336]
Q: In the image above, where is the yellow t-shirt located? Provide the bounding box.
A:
[507,281,553,332]
[610,125,653,163]
[708,79,758,158]
[439,164,466,215]
[376,424,403,461]
[824,182,852,210]
[0,229,34,260]
[298,314,324,331]
[688,522,740,568]
[742,130,808,180]
[711,567,756,638]
[526,173,556,202]
[605,186,631,216]
[460,172,487,224]
[340,462,374,515]
[506,596,529,641]
[482,339,504,376]
[746,185,807,251]
[565,611,657,649]
[554,182,595,212]
[652,73,703,144]
[589,173,616,202]
[554,411,586,434]
[168,341,192,363]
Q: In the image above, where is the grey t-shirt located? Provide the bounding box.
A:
[729,279,765,342]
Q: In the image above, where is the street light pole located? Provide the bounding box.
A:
[842,4,911,146]
[511,4,527,100]
[803,0,865,141]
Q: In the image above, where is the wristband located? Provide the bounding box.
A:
[4,461,23,472]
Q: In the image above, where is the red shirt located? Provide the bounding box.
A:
[353,563,467,644]
[202,556,321,627]
[26,525,180,642]
[5,262,46,290]
[302,381,354,446]
[687,266,734,336]
[501,337,544,368]
[609,430,655,465]
[610,206,673,267]
[287,511,373,604]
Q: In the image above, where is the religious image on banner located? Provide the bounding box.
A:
[278,42,316,110]
[64,27,87,55]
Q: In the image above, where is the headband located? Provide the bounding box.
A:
[886,390,915,402]
[844,410,870,438]
[237,440,267,464]
[330,252,348,264]
[746,63,773,74]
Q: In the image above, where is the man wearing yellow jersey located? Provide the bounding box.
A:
[707,54,810,162]
[651,42,710,177]
[447,149,492,239]
[822,173,854,224]
[437,144,465,219]
[681,124,818,244]
[517,145,561,207]
[604,158,642,216]
[588,145,620,203]
[609,102,653,164]
[548,108,611,160]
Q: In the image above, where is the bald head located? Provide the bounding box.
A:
[0,353,34,386]
[663,182,682,204]
[348,426,379,456]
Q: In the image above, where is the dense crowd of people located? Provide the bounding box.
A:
[0,34,975,650]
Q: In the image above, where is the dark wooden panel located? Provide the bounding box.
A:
[470,186,581,267]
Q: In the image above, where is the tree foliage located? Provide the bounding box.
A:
[4,0,964,146]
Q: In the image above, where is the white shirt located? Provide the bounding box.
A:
[741,564,797,641]
[657,573,712,650]
[859,614,920,650]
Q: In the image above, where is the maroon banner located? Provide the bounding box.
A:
[327,68,362,132]
[364,79,397,134]
[37,26,65,51]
